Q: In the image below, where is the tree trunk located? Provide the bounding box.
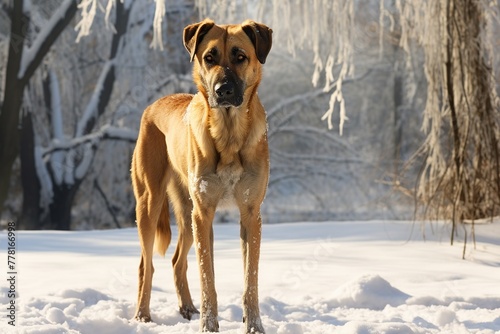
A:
[17,1,131,230]
[443,0,500,224]
[47,183,81,230]
[19,112,42,230]
[393,71,403,174]
[0,0,29,212]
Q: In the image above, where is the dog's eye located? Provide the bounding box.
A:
[204,55,215,64]
[236,54,246,63]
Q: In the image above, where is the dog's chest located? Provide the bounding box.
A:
[210,108,249,153]
[188,159,244,208]
[186,105,256,206]
[216,158,244,205]
[218,159,242,185]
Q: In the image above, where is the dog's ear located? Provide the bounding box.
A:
[183,19,215,62]
[241,20,273,64]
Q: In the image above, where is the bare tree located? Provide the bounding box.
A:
[0,0,78,214]
[396,0,500,250]
[19,0,135,230]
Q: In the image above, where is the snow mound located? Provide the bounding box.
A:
[339,321,416,334]
[59,288,112,306]
[329,274,410,310]
[277,322,304,334]
[435,309,457,327]
[46,307,66,324]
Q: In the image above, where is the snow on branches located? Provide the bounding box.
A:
[75,0,159,47]
[74,0,356,134]
[192,0,356,134]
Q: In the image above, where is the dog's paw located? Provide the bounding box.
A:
[244,317,265,334]
[134,313,152,323]
[201,314,219,332]
[180,304,200,320]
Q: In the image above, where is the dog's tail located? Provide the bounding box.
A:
[155,200,171,257]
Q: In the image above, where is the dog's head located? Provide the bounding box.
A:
[183,19,272,109]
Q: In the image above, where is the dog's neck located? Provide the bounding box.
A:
[187,92,264,174]
[208,104,250,156]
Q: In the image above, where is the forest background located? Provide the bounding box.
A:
[1,0,499,232]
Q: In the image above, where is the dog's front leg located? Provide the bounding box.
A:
[192,202,219,332]
[240,209,265,334]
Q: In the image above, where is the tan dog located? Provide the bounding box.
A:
[131,19,272,333]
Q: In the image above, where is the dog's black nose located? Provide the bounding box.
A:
[215,82,235,98]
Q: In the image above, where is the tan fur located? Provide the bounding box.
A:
[131,19,272,333]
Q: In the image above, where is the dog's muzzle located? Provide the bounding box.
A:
[210,70,244,108]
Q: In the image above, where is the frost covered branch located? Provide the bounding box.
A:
[42,125,138,157]
[74,0,357,133]
[18,0,77,80]
[75,0,110,42]
[150,0,166,49]
[75,0,172,49]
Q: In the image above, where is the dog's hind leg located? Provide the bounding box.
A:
[132,122,168,322]
[133,188,167,322]
[169,183,199,320]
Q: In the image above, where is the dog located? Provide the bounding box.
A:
[131,19,272,333]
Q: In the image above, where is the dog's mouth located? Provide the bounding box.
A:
[211,96,243,109]
[209,97,244,109]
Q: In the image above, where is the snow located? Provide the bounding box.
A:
[48,70,65,186]
[22,0,31,15]
[75,0,100,43]
[1,220,500,333]
[49,68,63,140]
[200,180,208,194]
[151,0,166,50]
[74,143,94,181]
[328,274,410,310]
[33,145,54,210]
[101,125,138,142]
[42,125,138,156]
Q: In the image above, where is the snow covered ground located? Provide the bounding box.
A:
[1,220,499,333]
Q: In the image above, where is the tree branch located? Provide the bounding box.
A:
[75,0,131,137]
[19,0,77,81]
[94,179,121,228]
[42,125,138,157]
